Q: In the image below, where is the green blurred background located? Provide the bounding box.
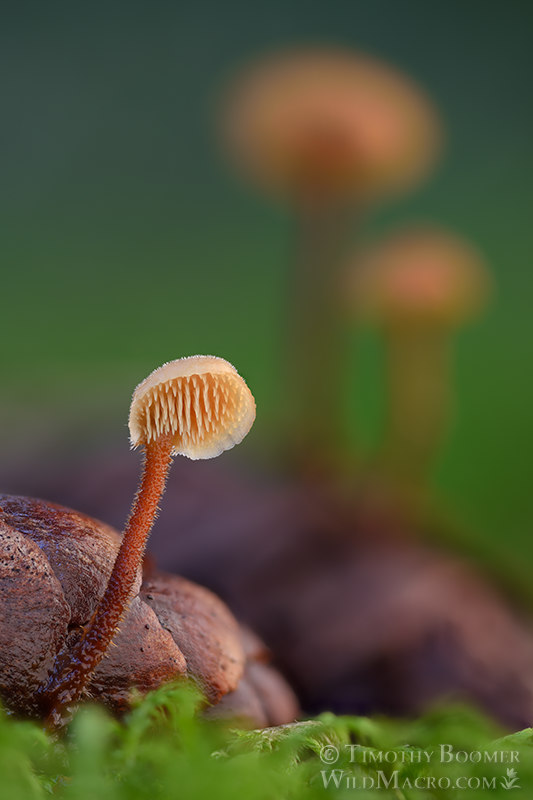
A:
[1,1,532,566]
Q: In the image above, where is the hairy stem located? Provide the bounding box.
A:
[40,437,173,727]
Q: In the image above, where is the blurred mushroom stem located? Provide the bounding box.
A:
[284,197,354,472]
[41,437,173,728]
[381,323,452,492]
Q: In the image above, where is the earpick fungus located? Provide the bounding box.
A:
[36,355,256,725]
[129,356,256,459]
[351,226,490,490]
[220,48,442,467]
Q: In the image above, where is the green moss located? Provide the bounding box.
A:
[2,684,533,799]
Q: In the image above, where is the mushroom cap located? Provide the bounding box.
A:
[128,355,256,459]
[221,48,441,202]
[351,227,491,326]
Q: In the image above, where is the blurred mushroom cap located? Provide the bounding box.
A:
[221,48,442,203]
[351,227,491,325]
[129,356,256,459]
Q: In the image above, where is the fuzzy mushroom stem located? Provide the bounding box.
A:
[40,437,173,727]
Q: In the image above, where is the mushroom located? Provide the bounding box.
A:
[350,226,491,493]
[220,48,442,468]
[36,355,257,726]
[221,48,441,204]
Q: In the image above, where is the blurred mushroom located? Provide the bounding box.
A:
[220,48,442,467]
[221,48,441,204]
[350,226,491,493]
